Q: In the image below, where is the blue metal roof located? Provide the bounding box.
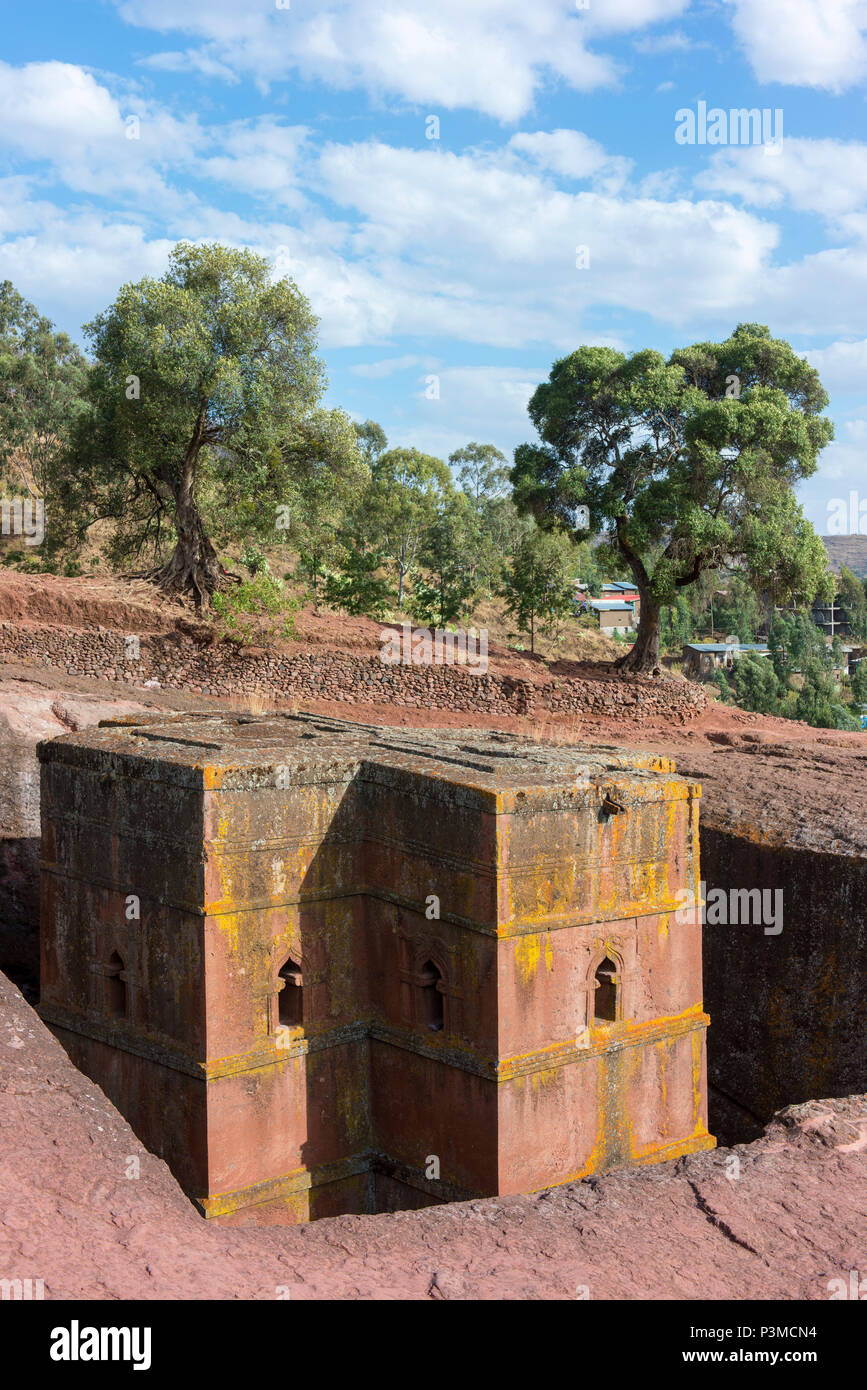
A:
[684,642,769,653]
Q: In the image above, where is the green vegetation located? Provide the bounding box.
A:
[66,242,340,607]
[511,323,834,673]
[839,565,867,641]
[795,662,859,731]
[709,609,863,731]
[730,651,781,714]
[212,573,298,646]
[501,529,578,654]
[0,280,88,560]
[322,548,395,620]
[0,251,863,737]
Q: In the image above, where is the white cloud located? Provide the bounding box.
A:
[823,417,867,481]
[112,0,690,120]
[0,60,200,210]
[0,63,316,215]
[581,0,689,35]
[803,414,867,515]
[633,29,695,52]
[638,167,682,196]
[0,121,791,352]
[312,140,780,338]
[697,138,867,219]
[3,55,867,362]
[301,138,867,344]
[350,355,427,378]
[138,49,240,83]
[728,0,867,90]
[391,365,550,460]
[509,129,632,191]
[0,61,121,155]
[0,201,176,335]
[802,338,867,393]
[836,211,867,243]
[798,421,867,528]
[754,244,867,336]
[416,365,543,417]
[196,120,310,207]
[114,0,867,108]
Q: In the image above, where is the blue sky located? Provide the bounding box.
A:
[2,0,866,532]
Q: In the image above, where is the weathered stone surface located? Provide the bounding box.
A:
[700,828,867,1136]
[5,654,865,1185]
[0,681,148,998]
[38,712,711,1224]
[1,968,863,1299]
[0,618,707,720]
[636,734,867,1142]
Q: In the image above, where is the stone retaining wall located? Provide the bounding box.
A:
[0,620,707,722]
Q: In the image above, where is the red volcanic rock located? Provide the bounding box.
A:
[0,679,151,998]
[1,969,864,1300]
[38,713,712,1225]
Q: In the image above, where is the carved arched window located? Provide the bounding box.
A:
[105,951,128,1018]
[418,959,444,1033]
[593,956,618,1023]
[277,957,303,1029]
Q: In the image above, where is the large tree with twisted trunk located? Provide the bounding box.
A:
[511,324,835,673]
[74,241,326,608]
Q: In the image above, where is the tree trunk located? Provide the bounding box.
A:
[151,454,223,610]
[614,597,661,674]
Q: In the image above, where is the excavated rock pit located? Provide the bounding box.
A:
[1,969,864,1300]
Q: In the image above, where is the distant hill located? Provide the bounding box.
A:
[821,536,867,578]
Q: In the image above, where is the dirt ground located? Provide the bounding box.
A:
[0,568,623,670]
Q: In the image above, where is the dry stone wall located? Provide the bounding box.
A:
[0,620,707,722]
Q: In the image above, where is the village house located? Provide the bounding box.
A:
[586,599,636,634]
[810,598,851,640]
[575,581,639,634]
[601,581,640,606]
[682,639,771,681]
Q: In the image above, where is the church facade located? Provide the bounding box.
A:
[38,712,713,1224]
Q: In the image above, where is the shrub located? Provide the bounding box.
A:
[731,652,781,714]
[212,573,298,646]
[324,549,395,620]
[713,667,732,702]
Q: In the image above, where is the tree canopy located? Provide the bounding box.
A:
[68,241,333,606]
[501,527,578,655]
[512,323,834,671]
[839,564,867,641]
[0,280,88,535]
[368,446,451,606]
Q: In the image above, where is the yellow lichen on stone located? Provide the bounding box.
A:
[514,932,553,984]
